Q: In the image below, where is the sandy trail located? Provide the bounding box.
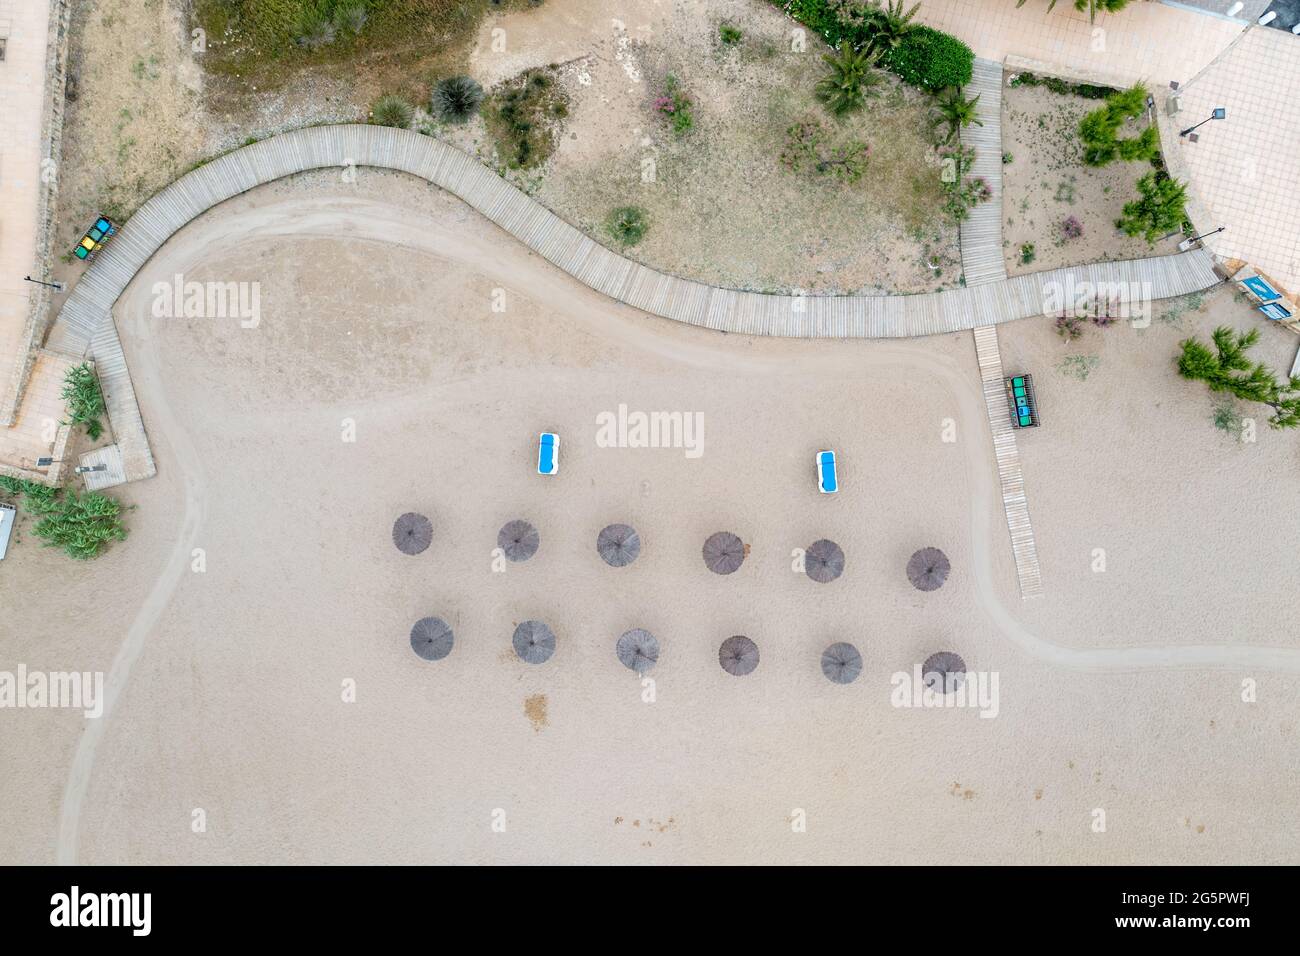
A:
[50,179,1300,863]
[55,307,210,864]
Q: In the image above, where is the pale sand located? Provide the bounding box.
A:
[458,0,961,294]
[2,171,1298,865]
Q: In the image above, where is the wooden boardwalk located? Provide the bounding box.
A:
[37,124,1223,490]
[88,319,154,483]
[46,124,1221,356]
[958,58,1008,288]
[973,325,1042,598]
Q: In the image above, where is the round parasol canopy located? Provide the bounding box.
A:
[597,523,641,567]
[907,547,951,592]
[410,616,454,661]
[922,651,966,694]
[616,628,660,673]
[805,539,845,583]
[719,635,760,676]
[498,519,540,562]
[513,620,556,664]
[821,642,863,684]
[702,532,746,575]
[393,512,432,555]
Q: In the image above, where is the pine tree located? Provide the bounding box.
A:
[1117,173,1187,245]
[1177,326,1300,429]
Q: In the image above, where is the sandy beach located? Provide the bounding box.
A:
[2,169,1297,864]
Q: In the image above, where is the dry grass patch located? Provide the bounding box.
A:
[1001,77,1181,276]
[536,14,959,295]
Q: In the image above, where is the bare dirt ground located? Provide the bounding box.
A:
[51,0,959,303]
[52,0,206,274]
[460,0,960,294]
[1001,80,1181,276]
[3,172,1298,864]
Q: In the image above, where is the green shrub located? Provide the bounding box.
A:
[1008,71,1114,100]
[1212,400,1242,436]
[769,2,971,91]
[780,119,869,182]
[371,93,414,128]
[880,26,973,91]
[485,68,569,169]
[720,23,743,45]
[0,476,60,515]
[1055,315,1085,341]
[432,75,484,123]
[332,1,367,35]
[1078,85,1157,166]
[937,144,990,222]
[606,206,649,247]
[0,477,127,559]
[33,491,128,559]
[778,0,845,41]
[1019,242,1036,265]
[61,363,106,441]
[654,74,694,134]
[294,6,337,50]
[1117,173,1188,244]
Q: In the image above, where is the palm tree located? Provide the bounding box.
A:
[814,42,882,118]
[934,88,982,142]
[869,0,921,55]
[1016,0,1130,23]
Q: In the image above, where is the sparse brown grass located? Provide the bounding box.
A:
[539,21,958,295]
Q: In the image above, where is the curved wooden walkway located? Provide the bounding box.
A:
[37,124,1222,491]
[46,124,1220,358]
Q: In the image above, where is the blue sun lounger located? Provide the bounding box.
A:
[537,432,559,475]
[817,450,838,494]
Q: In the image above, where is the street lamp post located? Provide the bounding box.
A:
[1180,108,1226,138]
[1179,226,1225,251]
[23,275,66,292]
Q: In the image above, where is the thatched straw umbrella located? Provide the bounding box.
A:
[597,523,641,567]
[616,628,660,673]
[409,616,454,661]
[498,519,539,562]
[392,512,432,555]
[907,547,950,592]
[922,651,966,694]
[719,635,759,676]
[805,539,845,583]
[513,620,556,664]
[821,642,862,684]
[702,532,746,575]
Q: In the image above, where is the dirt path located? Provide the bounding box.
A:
[55,302,210,864]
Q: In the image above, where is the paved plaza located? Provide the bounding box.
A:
[1173,24,1300,291]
